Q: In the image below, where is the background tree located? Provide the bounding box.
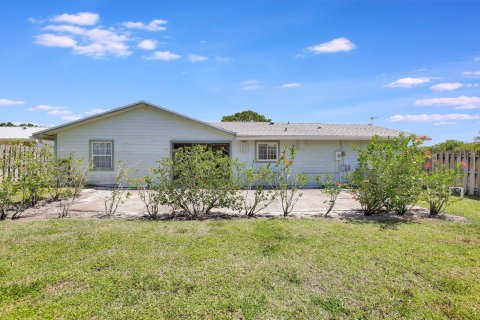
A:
[429,140,466,152]
[428,139,480,152]
[221,110,271,122]
[0,122,37,127]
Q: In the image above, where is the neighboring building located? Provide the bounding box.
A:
[33,101,410,186]
[0,126,51,146]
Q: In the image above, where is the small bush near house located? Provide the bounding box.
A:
[381,137,425,214]
[132,171,172,219]
[349,135,425,215]
[236,162,278,217]
[0,143,92,220]
[315,175,343,217]
[57,158,92,218]
[275,145,308,216]
[0,176,15,220]
[423,162,465,215]
[155,144,243,218]
[45,154,76,201]
[104,162,131,218]
[13,144,52,210]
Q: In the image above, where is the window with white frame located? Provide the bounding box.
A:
[91,141,113,169]
[256,142,278,161]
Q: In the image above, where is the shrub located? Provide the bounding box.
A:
[14,144,52,209]
[132,173,171,219]
[382,137,425,214]
[104,162,131,218]
[423,162,464,215]
[0,178,14,220]
[57,158,91,218]
[6,144,53,219]
[155,144,242,217]
[349,135,425,215]
[315,175,343,217]
[236,162,278,217]
[45,154,77,201]
[274,145,308,216]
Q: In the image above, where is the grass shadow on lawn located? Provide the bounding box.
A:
[140,211,248,221]
[142,209,422,230]
[340,212,419,230]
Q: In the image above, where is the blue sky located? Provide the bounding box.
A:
[0,0,479,144]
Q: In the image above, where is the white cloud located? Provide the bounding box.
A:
[73,28,131,58]
[137,39,157,50]
[35,16,133,58]
[36,28,130,57]
[415,96,480,109]
[385,77,431,88]
[463,71,480,77]
[122,19,167,31]
[61,115,82,121]
[241,80,260,90]
[29,104,67,111]
[35,34,77,47]
[84,108,108,116]
[430,82,464,91]
[307,37,356,54]
[188,54,208,62]
[48,109,81,121]
[215,56,232,63]
[242,85,260,90]
[28,17,43,24]
[48,109,73,117]
[28,104,82,121]
[145,51,181,61]
[51,12,99,26]
[433,121,457,126]
[389,113,480,122]
[0,99,24,106]
[281,83,301,88]
[43,24,86,35]
[32,14,173,59]
[242,80,259,86]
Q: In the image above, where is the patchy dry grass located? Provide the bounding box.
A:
[1,197,479,319]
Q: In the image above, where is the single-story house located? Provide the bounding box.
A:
[0,126,51,146]
[33,101,409,186]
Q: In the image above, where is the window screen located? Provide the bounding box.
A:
[91,141,113,169]
[257,142,278,161]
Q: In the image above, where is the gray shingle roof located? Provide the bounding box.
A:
[208,122,409,139]
[0,127,48,140]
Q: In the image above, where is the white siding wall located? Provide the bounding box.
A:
[56,105,235,185]
[233,140,368,186]
[55,105,368,186]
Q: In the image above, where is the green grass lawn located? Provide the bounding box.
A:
[1,197,479,319]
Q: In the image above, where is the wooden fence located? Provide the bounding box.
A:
[431,150,479,196]
[0,144,50,182]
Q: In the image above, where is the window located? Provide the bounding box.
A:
[257,142,278,161]
[91,141,113,170]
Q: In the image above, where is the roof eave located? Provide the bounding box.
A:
[0,138,38,142]
[32,101,236,138]
[234,135,398,141]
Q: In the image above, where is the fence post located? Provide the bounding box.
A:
[476,151,480,196]
[469,150,476,196]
